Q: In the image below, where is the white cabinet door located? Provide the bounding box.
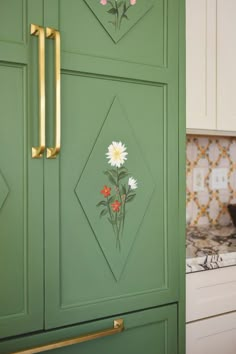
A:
[186,0,216,130]
[186,267,236,322]
[217,0,236,132]
[186,312,236,354]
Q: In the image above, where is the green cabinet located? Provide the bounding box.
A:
[44,0,180,330]
[0,0,185,352]
[0,304,177,354]
[0,0,44,338]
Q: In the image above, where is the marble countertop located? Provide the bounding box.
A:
[186,224,236,273]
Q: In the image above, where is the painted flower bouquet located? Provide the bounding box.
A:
[100,0,137,30]
[97,141,138,250]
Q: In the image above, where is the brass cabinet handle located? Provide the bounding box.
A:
[46,27,61,159]
[11,319,124,354]
[31,24,46,159]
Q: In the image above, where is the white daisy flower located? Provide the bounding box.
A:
[106,141,128,168]
[128,177,138,190]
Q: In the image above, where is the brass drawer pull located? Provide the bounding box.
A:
[45,27,61,159]
[11,319,124,354]
[31,24,46,159]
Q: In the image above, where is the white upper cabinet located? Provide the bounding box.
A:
[186,0,216,130]
[186,0,236,133]
[217,0,236,131]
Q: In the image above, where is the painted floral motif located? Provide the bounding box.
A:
[100,0,137,30]
[97,141,138,250]
[128,177,138,190]
[101,185,111,197]
[106,141,128,167]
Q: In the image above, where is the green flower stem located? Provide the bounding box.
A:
[121,186,130,236]
[106,196,116,236]
[115,1,119,30]
[116,167,122,201]
[115,212,120,249]
[116,167,123,244]
[119,2,131,29]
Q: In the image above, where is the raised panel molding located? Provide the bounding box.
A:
[0,65,27,321]
[58,76,168,309]
[75,96,155,280]
[59,0,168,69]
[0,0,27,44]
[0,63,42,337]
[44,71,177,329]
[0,170,9,210]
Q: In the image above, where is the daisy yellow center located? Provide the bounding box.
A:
[112,149,121,161]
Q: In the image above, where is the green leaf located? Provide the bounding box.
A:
[107,8,117,14]
[118,171,129,180]
[100,209,108,217]
[118,167,128,180]
[122,14,128,20]
[117,1,123,8]
[104,171,117,185]
[109,169,118,177]
[108,175,117,185]
[126,194,136,203]
[118,167,128,173]
[123,2,127,12]
[96,200,107,207]
[108,195,116,203]
[121,184,126,195]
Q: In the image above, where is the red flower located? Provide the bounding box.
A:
[111,200,121,212]
[101,185,111,198]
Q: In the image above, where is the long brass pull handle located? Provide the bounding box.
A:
[31,24,46,158]
[46,27,61,159]
[11,319,124,354]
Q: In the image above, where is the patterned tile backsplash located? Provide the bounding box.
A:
[186,135,236,226]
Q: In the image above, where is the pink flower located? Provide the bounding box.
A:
[130,0,136,5]
[100,0,107,5]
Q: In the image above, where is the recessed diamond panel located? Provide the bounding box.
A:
[0,171,9,210]
[84,0,153,43]
[75,97,154,280]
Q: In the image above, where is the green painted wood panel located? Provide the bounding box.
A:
[59,0,166,68]
[178,1,186,353]
[0,0,44,338]
[56,305,177,354]
[0,0,184,350]
[0,304,177,354]
[0,0,25,43]
[44,0,180,330]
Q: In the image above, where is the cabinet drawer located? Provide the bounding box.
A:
[0,305,177,354]
[186,311,236,354]
[186,266,236,322]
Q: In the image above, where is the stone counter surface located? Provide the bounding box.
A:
[186,224,236,273]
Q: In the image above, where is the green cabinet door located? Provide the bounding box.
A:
[44,0,180,329]
[0,0,44,338]
[57,305,178,354]
[0,304,177,354]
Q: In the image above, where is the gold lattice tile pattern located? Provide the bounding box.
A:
[186,136,236,226]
